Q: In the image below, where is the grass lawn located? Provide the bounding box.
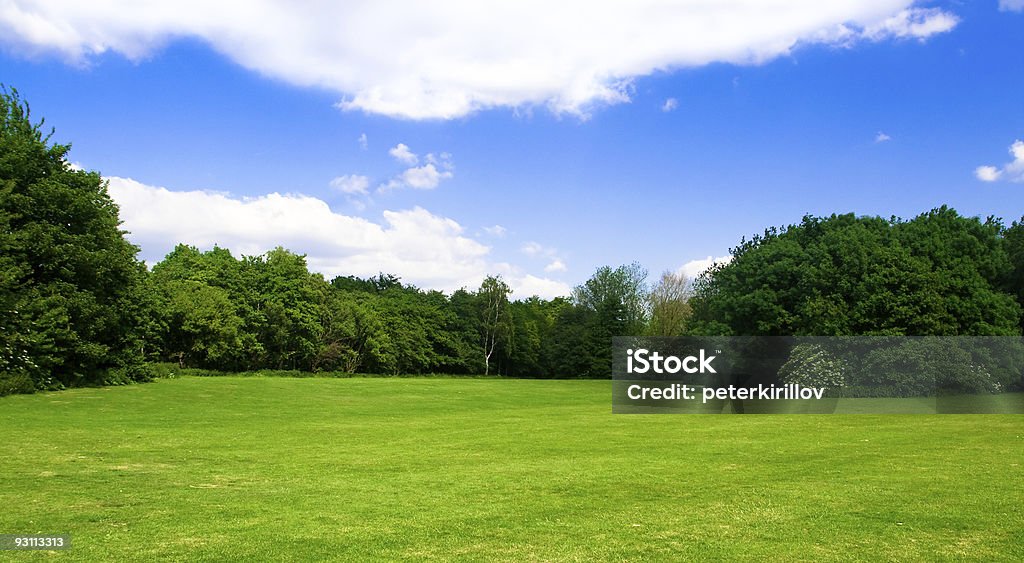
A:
[1,377,1022,561]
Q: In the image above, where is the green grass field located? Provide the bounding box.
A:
[1,377,1022,561]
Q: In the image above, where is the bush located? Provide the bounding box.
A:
[0,370,36,396]
[778,343,846,394]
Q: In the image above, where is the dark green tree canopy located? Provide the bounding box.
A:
[691,208,1022,336]
[1,87,149,390]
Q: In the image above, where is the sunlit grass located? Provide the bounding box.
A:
[1,377,1021,560]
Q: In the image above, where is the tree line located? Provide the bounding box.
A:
[3,88,1024,395]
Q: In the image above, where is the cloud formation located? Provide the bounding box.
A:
[975,140,1024,183]
[678,255,733,280]
[106,176,569,297]
[544,259,568,273]
[0,1,958,119]
[399,163,452,190]
[860,8,958,41]
[662,98,679,112]
[875,131,891,143]
[378,145,454,191]
[388,143,418,165]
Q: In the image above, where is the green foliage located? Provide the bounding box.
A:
[0,86,149,392]
[0,370,35,396]
[691,208,1022,337]
[5,87,1022,388]
[778,343,846,393]
[477,275,511,375]
[847,338,1017,396]
[1005,216,1024,327]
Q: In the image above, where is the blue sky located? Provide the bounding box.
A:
[1,1,1022,297]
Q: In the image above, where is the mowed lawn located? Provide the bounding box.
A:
[1,377,1022,561]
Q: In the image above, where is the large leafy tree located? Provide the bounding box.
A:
[477,275,511,376]
[647,270,692,336]
[691,209,1021,336]
[566,263,649,377]
[0,88,149,391]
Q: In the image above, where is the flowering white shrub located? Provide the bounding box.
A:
[779,343,846,391]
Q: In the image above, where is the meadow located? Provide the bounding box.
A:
[1,377,1022,561]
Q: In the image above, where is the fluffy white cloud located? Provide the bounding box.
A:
[329,174,371,195]
[400,163,452,189]
[388,143,418,165]
[106,176,567,297]
[514,275,571,300]
[678,255,733,280]
[860,8,958,41]
[358,133,368,150]
[662,98,679,112]
[544,259,568,273]
[875,131,891,143]
[975,140,1024,183]
[0,1,959,119]
[378,147,454,191]
[999,0,1024,12]
[975,165,1002,183]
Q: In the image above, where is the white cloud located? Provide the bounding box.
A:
[678,255,733,280]
[513,275,571,299]
[106,176,568,296]
[875,131,891,143]
[358,133,368,150]
[975,140,1024,183]
[0,1,959,120]
[860,8,958,41]
[544,259,567,273]
[975,165,1002,183]
[662,98,679,112]
[999,0,1024,12]
[388,143,418,165]
[399,163,452,190]
[482,225,507,237]
[378,147,454,191]
[329,174,370,195]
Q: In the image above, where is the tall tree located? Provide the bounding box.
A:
[647,270,692,336]
[690,210,1021,337]
[572,263,649,336]
[0,87,149,391]
[477,275,511,376]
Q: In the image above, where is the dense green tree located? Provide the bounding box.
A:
[544,303,602,378]
[161,280,244,368]
[0,87,150,391]
[560,263,650,378]
[1004,216,1024,328]
[505,296,568,378]
[691,210,1021,337]
[572,262,649,335]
